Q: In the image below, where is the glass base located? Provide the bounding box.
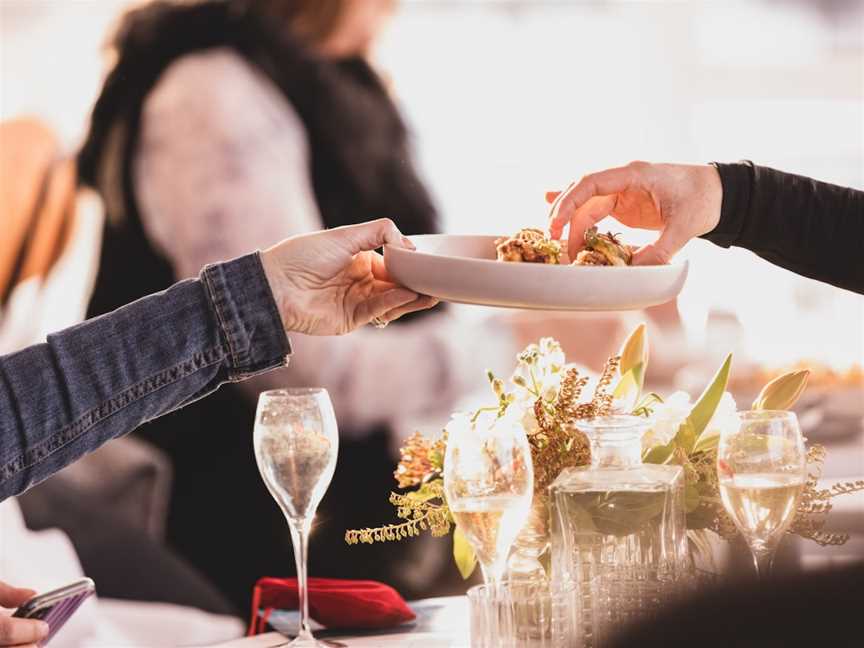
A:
[284,636,345,648]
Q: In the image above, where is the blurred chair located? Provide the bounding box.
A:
[0,116,173,539]
[0,118,241,639]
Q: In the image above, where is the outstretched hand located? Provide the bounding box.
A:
[261,219,438,335]
[547,162,723,265]
[0,581,48,647]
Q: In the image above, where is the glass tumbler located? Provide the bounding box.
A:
[467,580,580,648]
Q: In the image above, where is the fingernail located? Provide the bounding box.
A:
[401,236,415,250]
[36,620,50,636]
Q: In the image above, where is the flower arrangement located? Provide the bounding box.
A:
[345,325,864,577]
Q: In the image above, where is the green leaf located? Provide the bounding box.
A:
[453,527,477,579]
[680,354,732,453]
[429,448,444,471]
[643,441,675,465]
[684,484,701,513]
[619,323,648,377]
[566,503,598,535]
[686,505,719,531]
[583,491,667,536]
[693,429,721,454]
[613,363,644,405]
[408,479,443,503]
[672,419,698,455]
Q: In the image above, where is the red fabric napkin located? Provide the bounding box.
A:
[248,577,416,635]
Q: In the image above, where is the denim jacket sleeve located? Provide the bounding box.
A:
[0,252,291,501]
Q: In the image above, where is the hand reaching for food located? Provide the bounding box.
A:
[546,161,722,265]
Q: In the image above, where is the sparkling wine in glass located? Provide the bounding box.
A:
[717,410,806,579]
[254,388,338,647]
[444,412,533,587]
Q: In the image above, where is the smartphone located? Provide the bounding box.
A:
[12,578,95,646]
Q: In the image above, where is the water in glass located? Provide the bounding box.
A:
[444,411,534,587]
[717,410,805,579]
[254,388,339,648]
[549,415,687,646]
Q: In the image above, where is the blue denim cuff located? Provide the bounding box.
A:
[200,252,291,380]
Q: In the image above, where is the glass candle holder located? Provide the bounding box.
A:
[467,580,580,648]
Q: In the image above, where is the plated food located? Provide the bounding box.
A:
[495,227,638,266]
[384,234,688,311]
[495,228,562,264]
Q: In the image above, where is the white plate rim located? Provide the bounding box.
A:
[384,234,686,272]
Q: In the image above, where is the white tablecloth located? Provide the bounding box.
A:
[204,596,472,648]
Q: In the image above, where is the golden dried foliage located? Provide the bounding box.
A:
[554,367,590,422]
[529,423,591,493]
[345,481,451,545]
[572,356,620,420]
[687,444,864,545]
[685,448,738,538]
[789,444,864,546]
[528,363,596,491]
[348,335,858,556]
[393,431,445,489]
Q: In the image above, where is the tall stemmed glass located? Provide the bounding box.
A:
[717,410,806,579]
[254,388,339,647]
[444,412,534,588]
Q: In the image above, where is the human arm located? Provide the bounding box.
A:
[134,50,516,431]
[548,161,864,294]
[0,220,431,501]
[0,582,47,647]
[706,162,864,294]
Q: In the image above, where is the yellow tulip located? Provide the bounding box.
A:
[619,323,648,376]
[752,370,810,411]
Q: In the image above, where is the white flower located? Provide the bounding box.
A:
[641,391,740,452]
[537,338,565,371]
[520,406,540,436]
[643,391,692,450]
[701,392,740,447]
[444,411,475,439]
[541,384,559,403]
[510,338,569,403]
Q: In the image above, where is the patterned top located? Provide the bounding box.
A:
[134,49,515,438]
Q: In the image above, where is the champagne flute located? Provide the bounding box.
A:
[717,410,806,579]
[254,388,338,647]
[444,412,534,587]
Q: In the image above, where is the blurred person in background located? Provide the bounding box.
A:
[75,0,556,608]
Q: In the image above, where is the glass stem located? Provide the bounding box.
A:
[480,559,506,592]
[751,547,774,580]
[288,517,314,639]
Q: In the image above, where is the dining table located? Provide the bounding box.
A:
[203,595,473,648]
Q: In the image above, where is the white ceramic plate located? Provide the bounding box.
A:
[385,235,688,311]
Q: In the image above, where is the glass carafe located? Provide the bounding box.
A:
[549,416,687,646]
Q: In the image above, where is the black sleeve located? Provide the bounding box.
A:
[701,161,864,295]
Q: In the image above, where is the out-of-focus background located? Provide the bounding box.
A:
[3,0,862,371]
[1,0,862,644]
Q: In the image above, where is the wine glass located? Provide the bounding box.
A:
[254,388,339,647]
[444,412,534,587]
[717,410,806,579]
